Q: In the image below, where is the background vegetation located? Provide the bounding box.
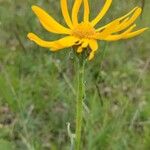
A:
[0,0,150,149]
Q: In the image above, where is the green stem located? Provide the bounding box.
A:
[75,57,85,150]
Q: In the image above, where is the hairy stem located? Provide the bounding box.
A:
[75,57,85,150]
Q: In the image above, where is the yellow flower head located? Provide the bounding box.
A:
[27,0,148,60]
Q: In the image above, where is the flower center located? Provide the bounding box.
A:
[72,22,96,39]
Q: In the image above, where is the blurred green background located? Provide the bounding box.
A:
[0,0,150,149]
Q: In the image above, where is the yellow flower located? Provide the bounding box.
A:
[27,0,148,60]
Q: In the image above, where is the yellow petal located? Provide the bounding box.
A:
[101,25,136,41]
[61,0,73,28]
[96,18,128,32]
[89,39,98,52]
[108,24,136,40]
[104,35,122,41]
[27,33,53,47]
[81,40,89,48]
[50,36,79,51]
[77,46,83,53]
[74,40,82,45]
[88,40,98,60]
[123,24,137,34]
[32,5,71,34]
[101,20,120,35]
[83,0,90,22]
[123,28,148,39]
[101,26,147,41]
[96,7,139,32]
[27,33,79,51]
[77,39,89,53]
[95,20,120,39]
[116,7,142,32]
[72,0,82,25]
[117,7,138,21]
[88,51,95,60]
[91,0,112,26]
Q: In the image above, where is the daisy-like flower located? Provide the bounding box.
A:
[27,0,148,60]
